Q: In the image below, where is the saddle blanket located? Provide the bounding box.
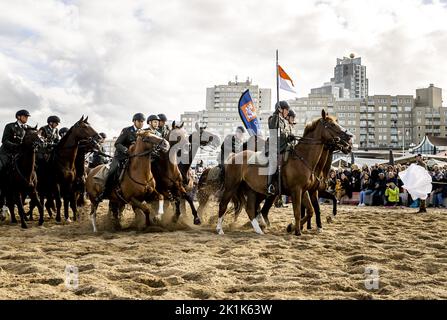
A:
[93,164,110,186]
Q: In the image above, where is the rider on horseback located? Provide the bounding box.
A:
[89,132,111,168]
[266,101,292,195]
[95,113,146,203]
[147,115,162,137]
[37,115,61,161]
[157,113,170,138]
[0,109,31,174]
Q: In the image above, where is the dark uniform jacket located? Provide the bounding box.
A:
[268,112,290,153]
[114,126,138,160]
[90,145,110,168]
[38,125,59,156]
[0,122,28,155]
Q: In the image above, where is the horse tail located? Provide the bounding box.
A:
[226,184,246,216]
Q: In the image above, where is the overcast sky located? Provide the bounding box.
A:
[1,0,447,137]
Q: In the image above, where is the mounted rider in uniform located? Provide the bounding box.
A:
[0,109,31,175]
[95,113,146,202]
[266,101,292,195]
[37,115,60,162]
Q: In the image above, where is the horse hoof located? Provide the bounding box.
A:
[21,223,28,229]
[194,217,201,225]
[317,228,323,233]
[294,230,301,236]
[10,220,18,225]
[38,220,44,226]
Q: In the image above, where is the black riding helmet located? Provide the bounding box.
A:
[16,109,31,118]
[47,115,61,124]
[147,114,160,124]
[59,127,69,135]
[236,126,246,133]
[288,109,296,118]
[132,113,146,122]
[158,113,167,122]
[99,132,107,139]
[275,100,290,111]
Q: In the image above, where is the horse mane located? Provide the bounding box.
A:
[303,115,337,136]
[55,125,75,150]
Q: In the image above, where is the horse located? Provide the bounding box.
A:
[260,141,350,232]
[86,130,169,232]
[33,116,101,223]
[217,110,352,236]
[153,122,220,225]
[0,126,45,228]
[27,135,101,218]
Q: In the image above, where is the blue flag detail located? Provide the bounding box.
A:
[238,90,261,136]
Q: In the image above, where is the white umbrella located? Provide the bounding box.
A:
[398,164,432,200]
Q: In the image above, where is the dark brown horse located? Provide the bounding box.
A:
[37,116,101,223]
[217,110,352,236]
[86,130,169,232]
[1,126,45,228]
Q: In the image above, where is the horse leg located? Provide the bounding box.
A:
[7,196,17,224]
[246,189,263,235]
[109,202,121,231]
[30,191,44,226]
[27,198,36,221]
[172,198,181,223]
[310,191,322,231]
[291,189,302,236]
[260,196,275,227]
[15,194,27,229]
[301,204,309,230]
[89,198,99,232]
[216,189,234,235]
[129,198,152,227]
[54,187,62,222]
[196,188,211,222]
[69,192,78,222]
[185,194,201,225]
[301,191,314,228]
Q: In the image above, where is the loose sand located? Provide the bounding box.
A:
[0,201,446,299]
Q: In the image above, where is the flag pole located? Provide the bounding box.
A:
[276,49,282,203]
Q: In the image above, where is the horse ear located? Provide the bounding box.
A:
[172,121,176,129]
[79,115,84,122]
[195,122,199,131]
[34,124,38,130]
[84,116,89,123]
[321,109,327,119]
[180,122,184,129]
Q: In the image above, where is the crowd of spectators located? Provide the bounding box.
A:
[326,157,447,208]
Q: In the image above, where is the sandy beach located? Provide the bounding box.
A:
[0,201,446,300]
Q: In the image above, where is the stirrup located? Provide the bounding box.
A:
[267,184,276,195]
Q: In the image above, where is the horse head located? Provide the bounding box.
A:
[168,122,189,147]
[306,110,352,154]
[23,125,44,152]
[136,130,170,154]
[192,123,220,149]
[70,116,101,144]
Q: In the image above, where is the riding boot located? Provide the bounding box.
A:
[95,159,120,202]
[418,199,427,213]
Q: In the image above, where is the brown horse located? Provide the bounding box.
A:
[260,140,351,231]
[1,126,45,228]
[86,130,169,232]
[217,110,352,236]
[152,122,220,225]
[48,116,101,222]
